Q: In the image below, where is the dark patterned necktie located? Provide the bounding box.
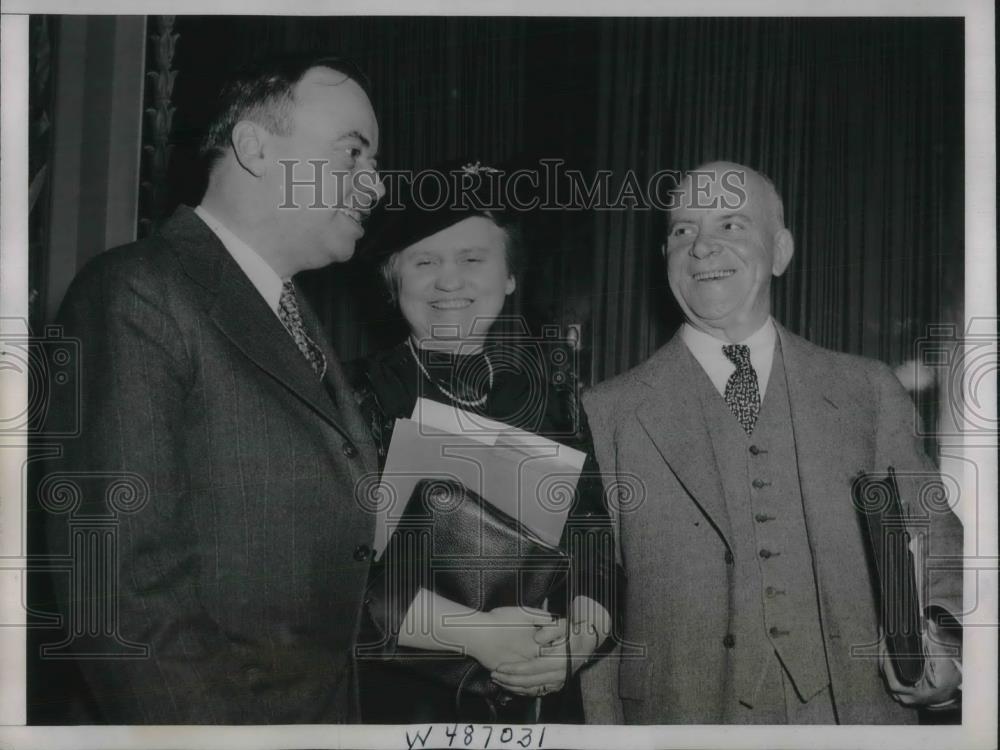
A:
[278,281,327,379]
[722,344,760,435]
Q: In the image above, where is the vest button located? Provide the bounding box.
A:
[758,548,772,559]
[769,626,790,638]
[342,441,359,458]
[755,513,773,523]
[749,444,761,455]
[765,586,776,597]
[724,550,734,565]
[722,634,736,648]
[353,544,371,562]
[752,478,767,489]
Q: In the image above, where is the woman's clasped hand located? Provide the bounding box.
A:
[489,614,602,697]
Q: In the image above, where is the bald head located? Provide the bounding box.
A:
[674,161,786,236]
[664,160,795,342]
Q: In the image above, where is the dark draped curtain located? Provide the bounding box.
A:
[155,17,963,444]
[588,18,964,385]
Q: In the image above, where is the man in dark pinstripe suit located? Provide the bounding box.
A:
[37,56,387,723]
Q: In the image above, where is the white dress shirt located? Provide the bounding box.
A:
[195,205,285,317]
[681,318,777,399]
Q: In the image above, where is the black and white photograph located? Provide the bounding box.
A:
[0,2,995,749]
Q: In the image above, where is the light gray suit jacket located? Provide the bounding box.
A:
[580,324,963,724]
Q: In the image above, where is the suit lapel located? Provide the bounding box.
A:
[634,335,733,545]
[777,324,867,512]
[295,290,378,473]
[163,207,350,436]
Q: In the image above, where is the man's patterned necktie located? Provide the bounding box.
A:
[278,281,327,379]
[722,343,760,435]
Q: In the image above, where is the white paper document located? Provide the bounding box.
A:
[373,398,587,556]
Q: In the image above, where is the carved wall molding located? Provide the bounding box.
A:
[139,15,178,237]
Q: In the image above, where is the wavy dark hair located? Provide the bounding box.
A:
[199,54,370,171]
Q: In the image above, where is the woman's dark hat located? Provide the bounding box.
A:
[361,158,517,263]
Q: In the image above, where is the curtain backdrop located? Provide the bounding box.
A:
[588,18,964,387]
[146,17,962,445]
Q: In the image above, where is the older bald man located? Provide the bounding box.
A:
[580,162,963,724]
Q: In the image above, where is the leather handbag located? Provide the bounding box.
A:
[365,478,571,713]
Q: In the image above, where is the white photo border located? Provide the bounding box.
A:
[1,1,995,748]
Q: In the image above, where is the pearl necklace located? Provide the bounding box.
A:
[407,337,494,408]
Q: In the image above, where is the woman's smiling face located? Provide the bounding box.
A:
[394,216,515,350]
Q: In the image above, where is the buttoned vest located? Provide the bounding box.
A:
[697,339,831,707]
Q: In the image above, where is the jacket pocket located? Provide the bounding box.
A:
[618,657,651,701]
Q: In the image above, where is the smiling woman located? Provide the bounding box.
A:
[345,159,618,724]
[391,216,517,351]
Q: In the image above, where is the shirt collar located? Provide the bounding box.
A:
[194,205,285,315]
[681,318,777,398]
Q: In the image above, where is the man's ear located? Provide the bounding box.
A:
[231,121,267,177]
[505,275,516,296]
[772,228,794,277]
